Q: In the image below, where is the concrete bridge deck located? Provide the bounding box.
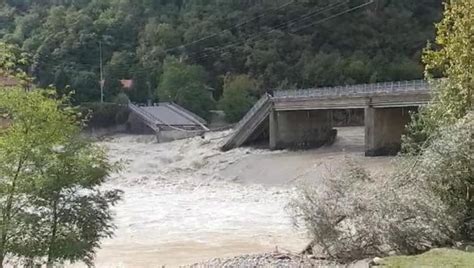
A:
[128,102,208,142]
[222,80,433,156]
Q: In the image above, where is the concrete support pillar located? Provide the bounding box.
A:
[269,110,334,150]
[269,110,279,149]
[365,107,412,156]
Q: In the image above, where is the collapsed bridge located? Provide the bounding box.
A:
[128,102,209,142]
[222,80,433,156]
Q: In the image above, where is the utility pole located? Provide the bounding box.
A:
[99,41,104,103]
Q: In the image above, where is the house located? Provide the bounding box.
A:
[120,79,134,90]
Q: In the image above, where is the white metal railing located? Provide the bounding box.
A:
[233,94,271,131]
[273,79,431,99]
[128,103,161,131]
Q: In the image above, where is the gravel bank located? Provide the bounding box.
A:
[189,252,373,268]
[189,252,341,267]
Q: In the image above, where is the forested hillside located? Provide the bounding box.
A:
[0,0,442,117]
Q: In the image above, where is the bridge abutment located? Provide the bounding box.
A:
[270,110,334,150]
[365,107,414,156]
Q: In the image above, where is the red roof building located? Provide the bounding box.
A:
[120,79,134,90]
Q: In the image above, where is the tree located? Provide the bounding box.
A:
[0,43,121,267]
[0,89,75,266]
[1,0,444,106]
[128,68,153,103]
[218,74,257,123]
[0,42,30,87]
[424,0,473,120]
[158,58,214,118]
[18,139,121,267]
[403,0,473,154]
[0,89,122,267]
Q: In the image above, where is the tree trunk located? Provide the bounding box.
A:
[0,158,24,268]
[47,198,59,268]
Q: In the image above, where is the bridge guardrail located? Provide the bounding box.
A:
[233,94,271,131]
[274,80,431,99]
[222,94,272,150]
[128,103,161,131]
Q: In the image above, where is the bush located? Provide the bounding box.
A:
[80,102,130,128]
[290,163,386,261]
[112,92,130,105]
[218,75,257,123]
[158,58,214,119]
[290,113,473,262]
[415,112,474,240]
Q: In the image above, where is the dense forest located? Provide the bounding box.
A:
[0,0,442,118]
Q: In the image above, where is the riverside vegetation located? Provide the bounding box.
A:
[0,43,122,267]
[0,0,443,121]
[290,0,473,263]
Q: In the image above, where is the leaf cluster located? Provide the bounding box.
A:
[0,88,122,267]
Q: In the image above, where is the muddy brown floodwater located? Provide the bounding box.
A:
[70,127,394,267]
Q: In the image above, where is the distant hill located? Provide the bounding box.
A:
[0,0,442,104]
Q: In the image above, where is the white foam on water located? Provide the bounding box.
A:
[74,127,392,267]
[91,132,306,267]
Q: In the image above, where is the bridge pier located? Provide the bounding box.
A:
[365,107,414,156]
[270,110,334,150]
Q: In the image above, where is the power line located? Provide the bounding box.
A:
[264,0,350,33]
[185,0,350,62]
[188,0,375,63]
[165,0,296,53]
[292,0,375,32]
[185,1,347,61]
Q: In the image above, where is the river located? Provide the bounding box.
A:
[85,127,392,267]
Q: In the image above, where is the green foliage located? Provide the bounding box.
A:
[0,89,69,261]
[158,58,214,119]
[424,0,474,118]
[381,249,474,268]
[0,89,122,267]
[293,3,474,261]
[112,92,130,105]
[291,113,473,261]
[0,0,443,106]
[0,42,30,86]
[17,139,122,266]
[415,112,474,240]
[0,43,121,266]
[80,102,129,128]
[128,68,153,103]
[403,0,473,154]
[218,74,257,123]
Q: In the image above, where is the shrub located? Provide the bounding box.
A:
[112,92,130,105]
[158,58,214,119]
[290,163,386,261]
[80,102,130,128]
[218,75,257,123]
[414,112,474,240]
[290,113,473,262]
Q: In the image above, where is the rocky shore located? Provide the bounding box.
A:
[189,252,371,268]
